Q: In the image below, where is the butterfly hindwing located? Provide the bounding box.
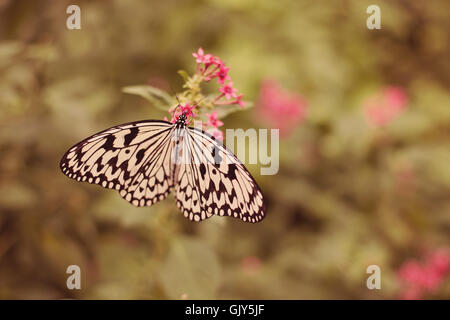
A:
[175,127,266,223]
[60,120,176,207]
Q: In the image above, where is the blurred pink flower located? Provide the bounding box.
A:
[216,65,231,84]
[206,111,223,128]
[169,103,197,124]
[233,94,245,107]
[192,48,212,65]
[179,103,197,118]
[397,249,450,299]
[394,165,417,195]
[241,256,262,274]
[180,293,189,300]
[365,86,408,126]
[201,111,224,141]
[219,81,238,100]
[191,48,244,107]
[210,128,224,141]
[257,78,308,137]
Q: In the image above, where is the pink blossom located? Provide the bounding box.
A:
[215,65,231,84]
[192,48,213,65]
[211,128,224,141]
[428,250,450,275]
[169,113,178,123]
[212,56,224,67]
[219,81,238,100]
[179,103,197,119]
[192,48,244,107]
[203,112,224,141]
[169,103,197,123]
[397,249,450,299]
[365,86,408,126]
[241,256,262,274]
[257,78,307,137]
[206,111,223,128]
[232,94,245,107]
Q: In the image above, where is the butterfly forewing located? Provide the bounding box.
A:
[60,120,176,207]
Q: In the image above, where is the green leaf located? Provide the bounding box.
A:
[122,85,175,111]
[159,236,221,299]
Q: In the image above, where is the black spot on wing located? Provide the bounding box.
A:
[124,127,139,146]
[199,163,206,179]
[135,149,146,165]
[102,135,115,150]
[227,164,237,180]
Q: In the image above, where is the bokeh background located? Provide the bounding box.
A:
[1,0,449,299]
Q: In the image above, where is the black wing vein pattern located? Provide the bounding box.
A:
[60,120,266,223]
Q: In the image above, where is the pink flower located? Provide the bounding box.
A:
[241,256,262,274]
[169,103,197,123]
[192,48,243,107]
[206,111,223,128]
[257,78,307,138]
[385,86,408,111]
[179,103,196,118]
[428,250,450,275]
[232,94,245,107]
[397,249,450,299]
[212,56,224,67]
[215,65,230,84]
[365,86,408,126]
[211,128,224,141]
[192,48,213,65]
[219,81,238,100]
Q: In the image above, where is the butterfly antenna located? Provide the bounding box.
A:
[193,95,208,108]
[169,84,181,105]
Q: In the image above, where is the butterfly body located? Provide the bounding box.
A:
[60,117,266,223]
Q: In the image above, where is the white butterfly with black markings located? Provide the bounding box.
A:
[60,112,266,223]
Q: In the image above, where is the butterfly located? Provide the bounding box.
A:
[59,112,266,223]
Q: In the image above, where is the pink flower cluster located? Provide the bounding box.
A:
[165,48,246,141]
[365,86,408,126]
[397,249,450,299]
[166,105,224,140]
[164,103,197,124]
[257,78,308,137]
[193,48,244,107]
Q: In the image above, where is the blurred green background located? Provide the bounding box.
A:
[0,0,449,299]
